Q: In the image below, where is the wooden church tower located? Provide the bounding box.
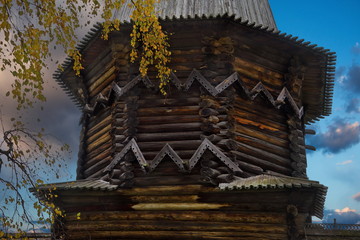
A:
[36,0,336,239]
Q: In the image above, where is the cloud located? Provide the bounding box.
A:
[352,42,360,55]
[306,119,360,153]
[335,66,347,84]
[335,207,357,213]
[344,64,360,93]
[346,98,360,113]
[336,160,353,165]
[323,208,360,224]
[353,192,360,202]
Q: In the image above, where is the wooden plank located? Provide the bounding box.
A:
[137,131,202,142]
[233,98,287,123]
[231,108,288,132]
[137,122,202,133]
[66,219,287,233]
[137,106,200,117]
[83,155,113,177]
[232,125,289,148]
[67,229,287,240]
[86,117,112,137]
[89,72,117,97]
[66,210,286,224]
[85,147,113,169]
[137,97,200,108]
[89,65,116,92]
[86,124,112,145]
[134,175,202,186]
[86,133,112,152]
[231,151,292,175]
[231,141,291,168]
[234,133,290,158]
[138,115,201,125]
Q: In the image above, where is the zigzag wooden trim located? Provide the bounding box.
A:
[250,82,276,106]
[84,69,303,118]
[104,139,147,173]
[276,88,304,118]
[148,144,186,172]
[84,74,154,113]
[104,138,242,174]
[188,138,243,174]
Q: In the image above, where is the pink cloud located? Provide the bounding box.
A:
[335,207,357,214]
[352,192,360,202]
[336,160,353,165]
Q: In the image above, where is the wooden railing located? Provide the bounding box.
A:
[305,223,360,231]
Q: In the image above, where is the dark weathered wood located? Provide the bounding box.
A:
[133,175,202,186]
[231,141,291,168]
[138,115,201,125]
[66,210,286,224]
[232,125,289,148]
[137,122,202,133]
[137,106,200,116]
[137,131,201,142]
[137,140,202,151]
[231,151,292,175]
[234,132,290,158]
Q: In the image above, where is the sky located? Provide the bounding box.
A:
[0,0,360,225]
[270,0,360,223]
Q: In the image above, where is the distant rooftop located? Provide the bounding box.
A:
[115,0,277,30]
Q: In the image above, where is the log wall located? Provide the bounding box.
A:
[57,186,295,240]
[78,20,309,182]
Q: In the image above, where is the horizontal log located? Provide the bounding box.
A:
[233,57,283,86]
[138,115,201,125]
[232,117,288,139]
[234,160,264,175]
[231,141,291,168]
[201,167,221,178]
[231,151,292,175]
[67,229,287,240]
[201,124,221,134]
[136,131,201,142]
[201,159,220,168]
[231,109,288,132]
[137,106,200,117]
[232,125,289,148]
[137,97,201,108]
[111,168,134,179]
[133,175,202,187]
[199,98,221,109]
[65,219,287,234]
[304,129,316,135]
[199,108,219,117]
[217,174,234,183]
[137,122,202,133]
[234,133,290,158]
[66,210,286,224]
[233,99,286,123]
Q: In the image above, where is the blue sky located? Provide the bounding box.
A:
[270,0,360,223]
